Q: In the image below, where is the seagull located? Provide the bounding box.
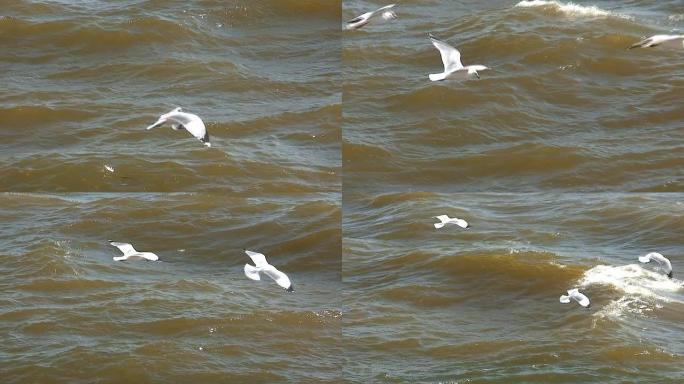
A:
[433,215,470,229]
[428,33,488,81]
[629,34,684,49]
[639,252,673,278]
[109,240,159,261]
[559,288,590,308]
[243,250,294,292]
[344,4,397,30]
[146,107,210,147]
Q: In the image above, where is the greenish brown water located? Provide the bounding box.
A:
[343,0,684,192]
[3,0,684,383]
[0,193,341,383]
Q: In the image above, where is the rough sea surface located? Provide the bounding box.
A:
[2,0,684,383]
[343,192,684,383]
[1,0,340,193]
[343,0,684,192]
[0,192,341,383]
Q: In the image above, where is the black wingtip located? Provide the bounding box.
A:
[286,284,294,293]
[668,271,673,278]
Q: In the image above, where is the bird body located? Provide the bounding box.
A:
[345,4,397,30]
[146,107,210,147]
[433,215,470,229]
[559,288,590,308]
[639,252,673,278]
[109,241,159,261]
[244,250,293,292]
[629,34,684,49]
[428,34,488,81]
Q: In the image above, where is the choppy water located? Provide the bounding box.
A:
[343,0,684,192]
[0,192,341,383]
[3,0,684,383]
[0,0,340,193]
[343,192,684,382]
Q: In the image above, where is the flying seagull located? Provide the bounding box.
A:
[345,4,397,30]
[109,240,159,261]
[433,215,470,229]
[559,288,590,308]
[146,107,210,147]
[639,252,673,278]
[428,33,488,81]
[629,35,684,49]
[243,250,293,292]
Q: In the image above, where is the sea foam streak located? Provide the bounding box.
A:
[515,0,626,18]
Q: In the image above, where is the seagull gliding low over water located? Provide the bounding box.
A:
[244,250,294,292]
[146,107,211,147]
[345,4,397,30]
[428,33,488,81]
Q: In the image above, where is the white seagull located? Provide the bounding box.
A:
[146,107,210,147]
[428,33,488,81]
[243,250,294,292]
[639,252,673,278]
[433,215,470,229]
[629,34,684,49]
[559,288,590,308]
[344,4,397,30]
[109,240,159,261]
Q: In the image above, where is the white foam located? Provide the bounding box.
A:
[580,264,682,319]
[580,264,681,300]
[515,0,627,19]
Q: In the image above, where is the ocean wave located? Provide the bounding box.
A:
[515,0,631,19]
[580,264,683,319]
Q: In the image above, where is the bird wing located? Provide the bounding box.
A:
[455,219,469,228]
[244,264,261,281]
[433,215,450,222]
[373,4,396,18]
[244,250,269,268]
[346,11,372,24]
[180,117,206,141]
[146,116,166,130]
[109,241,137,256]
[262,265,292,290]
[429,34,463,72]
[571,290,590,307]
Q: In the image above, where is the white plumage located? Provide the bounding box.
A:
[433,215,470,229]
[639,252,673,278]
[146,107,210,147]
[559,288,590,308]
[428,34,488,81]
[345,4,397,30]
[243,250,293,292]
[109,240,159,261]
[629,35,684,49]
